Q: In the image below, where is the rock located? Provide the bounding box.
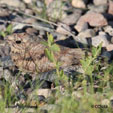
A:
[103,25,113,36]
[36,0,44,8]
[3,69,13,82]
[25,9,34,15]
[23,0,32,4]
[73,34,110,48]
[75,11,108,32]
[101,99,109,106]
[74,22,88,32]
[46,0,67,21]
[106,44,113,51]
[36,89,52,98]
[24,18,36,24]
[0,56,14,67]
[72,0,87,9]
[45,0,53,6]
[78,29,96,38]
[93,0,108,6]
[0,45,10,57]
[61,9,82,25]
[56,23,71,35]
[72,91,82,98]
[0,0,25,8]
[98,31,106,35]
[88,4,108,13]
[12,23,26,31]
[108,1,113,15]
[0,8,10,17]
[92,35,109,47]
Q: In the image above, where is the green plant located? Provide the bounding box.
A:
[0,24,13,38]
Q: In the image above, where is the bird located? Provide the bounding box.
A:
[6,32,85,73]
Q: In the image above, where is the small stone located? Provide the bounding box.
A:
[56,23,71,35]
[93,0,108,6]
[74,22,88,32]
[108,1,113,15]
[36,89,51,98]
[0,0,25,8]
[98,31,106,35]
[72,0,86,9]
[36,0,44,8]
[25,9,34,15]
[3,69,13,82]
[104,25,113,36]
[88,4,108,13]
[72,91,82,98]
[75,11,108,31]
[74,34,110,48]
[45,0,53,6]
[61,9,82,25]
[101,99,109,106]
[92,35,109,47]
[23,0,32,4]
[47,0,67,21]
[24,18,36,24]
[78,29,96,38]
[0,8,10,17]
[106,44,113,51]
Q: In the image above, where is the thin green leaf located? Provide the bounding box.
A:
[41,41,48,47]
[6,24,13,34]
[47,33,54,46]
[45,48,54,62]
[50,44,60,52]
[0,31,6,37]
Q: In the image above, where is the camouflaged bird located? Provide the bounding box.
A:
[7,32,85,73]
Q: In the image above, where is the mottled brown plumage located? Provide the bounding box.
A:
[7,33,84,73]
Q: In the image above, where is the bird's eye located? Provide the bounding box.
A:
[16,40,21,44]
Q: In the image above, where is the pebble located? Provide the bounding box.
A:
[101,99,110,106]
[77,29,96,38]
[56,23,71,35]
[76,11,108,31]
[36,0,44,8]
[108,1,113,15]
[61,9,82,25]
[72,0,86,9]
[106,44,113,51]
[93,0,108,6]
[103,25,113,36]
[44,0,54,6]
[0,0,25,9]
[3,69,13,82]
[88,4,108,13]
[46,0,67,21]
[23,0,32,4]
[73,34,110,48]
[36,89,52,98]
[0,56,14,67]
[74,22,89,32]
[25,8,34,15]
[92,34,110,47]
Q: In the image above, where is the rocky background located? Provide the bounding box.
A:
[0,0,113,113]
